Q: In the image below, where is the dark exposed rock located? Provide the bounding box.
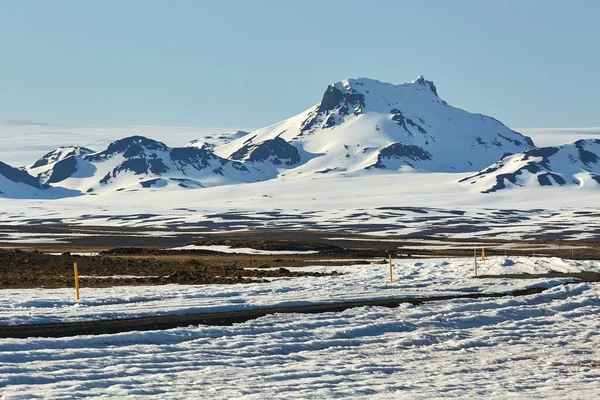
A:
[379,143,432,161]
[390,109,427,135]
[483,118,535,148]
[414,75,439,96]
[458,164,500,182]
[317,85,345,113]
[123,157,169,175]
[523,163,541,174]
[0,161,41,188]
[323,115,337,128]
[299,113,320,133]
[368,142,432,169]
[523,147,559,162]
[87,136,166,162]
[99,173,112,185]
[230,137,301,166]
[169,178,203,188]
[497,133,526,147]
[575,140,600,166]
[45,156,79,184]
[482,172,520,193]
[300,84,366,133]
[31,147,94,169]
[140,178,161,188]
[537,173,566,186]
[317,85,365,114]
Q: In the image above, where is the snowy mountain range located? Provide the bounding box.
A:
[460,139,600,192]
[0,75,598,198]
[24,136,259,194]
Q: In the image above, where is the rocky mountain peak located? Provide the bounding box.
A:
[92,136,168,160]
[30,146,95,170]
[413,75,438,96]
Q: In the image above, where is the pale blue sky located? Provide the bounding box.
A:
[1,0,598,128]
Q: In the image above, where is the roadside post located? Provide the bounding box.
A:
[481,248,486,265]
[389,254,393,283]
[74,262,80,301]
[474,249,478,277]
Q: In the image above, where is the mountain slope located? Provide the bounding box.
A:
[460,139,600,192]
[0,160,77,198]
[215,76,536,176]
[27,146,95,185]
[0,160,43,197]
[37,136,257,193]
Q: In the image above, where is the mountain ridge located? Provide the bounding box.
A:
[23,135,258,194]
[216,75,536,176]
[4,75,598,198]
[461,139,600,192]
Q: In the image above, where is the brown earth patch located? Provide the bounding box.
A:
[0,249,341,289]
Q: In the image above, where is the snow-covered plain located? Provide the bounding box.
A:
[1,256,591,326]
[2,172,600,240]
[0,257,599,398]
[519,127,600,147]
[2,115,600,241]
[1,130,600,241]
[2,119,600,397]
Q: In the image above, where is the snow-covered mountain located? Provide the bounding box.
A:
[32,136,255,193]
[0,160,43,197]
[215,76,536,175]
[27,146,95,185]
[0,159,79,198]
[8,75,599,200]
[30,146,95,169]
[460,139,600,193]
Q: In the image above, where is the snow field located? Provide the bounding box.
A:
[0,257,598,398]
[4,172,600,241]
[0,256,590,326]
[0,282,598,399]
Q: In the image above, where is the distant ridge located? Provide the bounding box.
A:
[4,76,600,198]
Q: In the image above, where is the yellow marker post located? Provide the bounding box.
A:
[74,262,80,301]
[389,254,393,283]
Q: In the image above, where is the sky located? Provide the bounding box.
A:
[0,0,598,129]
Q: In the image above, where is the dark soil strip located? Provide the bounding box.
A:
[0,286,552,339]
